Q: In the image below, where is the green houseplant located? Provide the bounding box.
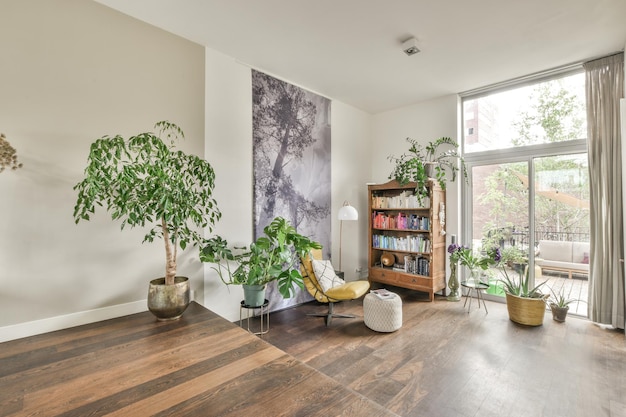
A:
[448,243,501,285]
[200,216,321,307]
[548,287,583,322]
[73,121,221,320]
[499,264,548,326]
[388,137,468,204]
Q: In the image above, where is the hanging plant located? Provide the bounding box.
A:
[388,137,468,203]
[0,133,23,173]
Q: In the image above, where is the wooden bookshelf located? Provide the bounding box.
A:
[368,179,446,301]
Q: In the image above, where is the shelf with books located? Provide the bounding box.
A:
[371,191,430,210]
[367,179,446,302]
[371,211,430,231]
[372,228,429,233]
[372,234,431,253]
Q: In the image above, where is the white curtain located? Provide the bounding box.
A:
[585,53,625,329]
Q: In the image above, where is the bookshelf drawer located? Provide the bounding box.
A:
[397,274,431,288]
[369,268,398,284]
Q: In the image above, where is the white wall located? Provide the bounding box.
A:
[0,0,376,336]
[203,49,254,320]
[202,49,374,321]
[331,101,374,280]
[0,0,462,338]
[0,0,205,341]
[370,95,461,288]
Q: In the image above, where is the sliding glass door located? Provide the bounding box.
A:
[533,154,589,315]
[466,154,590,316]
[469,161,531,299]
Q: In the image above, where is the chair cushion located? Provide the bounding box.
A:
[325,280,370,300]
[312,259,345,292]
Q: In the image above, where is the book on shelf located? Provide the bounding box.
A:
[403,255,430,276]
[392,263,406,272]
[372,234,431,252]
[372,211,430,231]
[371,191,430,209]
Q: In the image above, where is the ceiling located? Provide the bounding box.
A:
[95,0,626,114]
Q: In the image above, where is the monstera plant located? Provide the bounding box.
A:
[201,216,321,307]
[73,121,221,320]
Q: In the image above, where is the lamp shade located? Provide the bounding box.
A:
[338,202,358,221]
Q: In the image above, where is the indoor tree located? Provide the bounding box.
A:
[73,121,221,286]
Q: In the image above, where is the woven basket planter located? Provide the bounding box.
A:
[505,292,548,326]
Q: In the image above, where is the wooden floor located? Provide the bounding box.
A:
[263,287,626,417]
[0,302,396,417]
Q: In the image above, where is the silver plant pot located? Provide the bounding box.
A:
[147,276,190,321]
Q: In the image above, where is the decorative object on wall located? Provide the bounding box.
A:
[439,202,446,236]
[0,133,23,173]
[338,201,358,271]
[73,121,221,320]
[251,70,332,312]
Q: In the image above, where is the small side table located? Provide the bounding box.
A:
[461,281,489,314]
[240,299,269,335]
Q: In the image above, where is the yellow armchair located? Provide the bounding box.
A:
[301,249,370,326]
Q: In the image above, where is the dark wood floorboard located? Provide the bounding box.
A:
[0,302,396,417]
[262,287,626,417]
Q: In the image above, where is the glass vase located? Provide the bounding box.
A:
[447,262,461,301]
[468,268,482,286]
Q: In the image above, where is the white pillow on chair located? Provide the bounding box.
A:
[311,259,345,292]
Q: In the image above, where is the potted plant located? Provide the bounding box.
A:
[498,246,528,275]
[0,132,23,173]
[499,265,548,326]
[73,121,221,320]
[200,216,321,307]
[448,243,501,285]
[548,287,582,322]
[388,136,468,204]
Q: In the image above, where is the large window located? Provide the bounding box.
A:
[464,72,586,152]
[461,70,589,316]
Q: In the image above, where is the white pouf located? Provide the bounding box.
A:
[363,292,402,332]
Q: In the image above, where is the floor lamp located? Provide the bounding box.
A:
[338,201,358,271]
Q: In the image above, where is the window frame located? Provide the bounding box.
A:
[459,66,589,295]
